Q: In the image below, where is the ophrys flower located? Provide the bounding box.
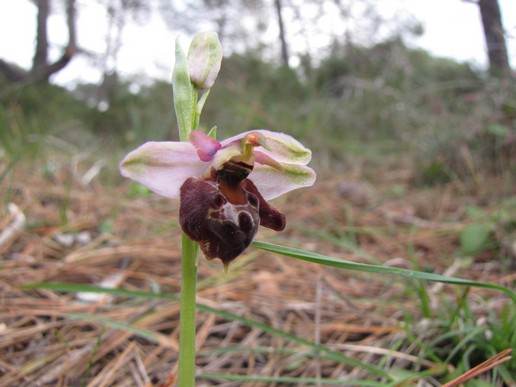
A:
[120,129,315,266]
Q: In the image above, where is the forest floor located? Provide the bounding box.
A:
[1,152,515,386]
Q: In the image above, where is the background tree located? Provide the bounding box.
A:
[465,0,511,75]
[95,0,149,105]
[0,0,77,84]
[157,0,266,50]
[478,0,510,75]
[274,0,289,68]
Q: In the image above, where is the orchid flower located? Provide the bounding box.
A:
[120,129,316,266]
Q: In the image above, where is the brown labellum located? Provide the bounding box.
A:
[179,176,260,264]
[179,160,286,266]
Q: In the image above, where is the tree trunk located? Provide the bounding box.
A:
[478,0,510,76]
[32,0,50,77]
[0,0,76,84]
[274,0,289,68]
[40,0,77,79]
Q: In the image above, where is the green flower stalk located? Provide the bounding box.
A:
[119,31,315,385]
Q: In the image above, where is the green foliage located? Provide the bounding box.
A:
[0,83,85,155]
[312,38,483,144]
[76,80,177,143]
[421,292,516,385]
[417,160,451,186]
[315,38,481,98]
[460,224,494,255]
[0,83,93,180]
[200,52,306,136]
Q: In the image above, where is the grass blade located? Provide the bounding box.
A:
[67,313,165,344]
[197,373,385,385]
[252,241,516,303]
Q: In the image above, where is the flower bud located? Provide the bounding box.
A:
[187,32,223,90]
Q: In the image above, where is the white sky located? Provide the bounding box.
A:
[0,0,515,86]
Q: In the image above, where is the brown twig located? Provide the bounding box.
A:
[442,348,512,387]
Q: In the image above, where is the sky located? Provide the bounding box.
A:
[0,0,515,87]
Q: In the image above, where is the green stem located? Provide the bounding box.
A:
[173,35,200,385]
[178,233,199,385]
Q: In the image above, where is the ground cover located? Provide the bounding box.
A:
[1,148,514,386]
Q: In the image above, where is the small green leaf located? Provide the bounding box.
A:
[486,124,510,137]
[98,220,113,234]
[460,224,493,255]
[128,182,152,197]
[464,205,484,219]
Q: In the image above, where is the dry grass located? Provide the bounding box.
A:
[0,154,514,386]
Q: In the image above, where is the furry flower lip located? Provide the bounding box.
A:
[119,129,316,266]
